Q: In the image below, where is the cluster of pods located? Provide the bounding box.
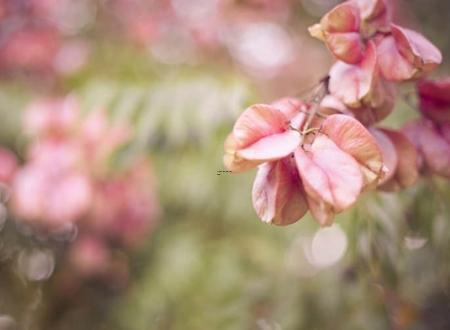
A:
[223,0,448,226]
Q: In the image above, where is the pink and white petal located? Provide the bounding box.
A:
[378,129,419,191]
[377,35,417,81]
[370,128,398,185]
[391,24,442,74]
[237,130,301,162]
[321,114,384,187]
[233,104,288,148]
[252,159,308,226]
[329,41,377,106]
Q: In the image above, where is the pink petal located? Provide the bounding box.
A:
[237,130,301,161]
[325,32,365,64]
[370,128,398,185]
[252,159,308,226]
[223,133,260,172]
[329,41,377,107]
[321,114,384,188]
[377,35,416,81]
[321,2,360,33]
[305,194,335,227]
[355,0,391,35]
[377,129,419,191]
[391,24,442,75]
[295,135,363,220]
[233,104,288,149]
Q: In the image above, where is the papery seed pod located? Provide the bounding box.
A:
[295,135,363,226]
[223,104,301,172]
[329,41,377,107]
[354,0,392,37]
[321,80,395,126]
[309,2,364,64]
[321,114,385,188]
[252,158,308,226]
[370,128,398,185]
[377,24,442,81]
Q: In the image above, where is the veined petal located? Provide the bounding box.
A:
[370,128,398,185]
[252,159,308,226]
[223,133,260,172]
[329,41,377,107]
[321,114,384,188]
[320,2,360,33]
[377,35,417,81]
[233,104,288,148]
[295,135,363,215]
[305,194,335,227]
[378,129,419,191]
[391,24,442,74]
[325,32,364,64]
[237,130,301,161]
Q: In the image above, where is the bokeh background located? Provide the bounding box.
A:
[0,0,449,329]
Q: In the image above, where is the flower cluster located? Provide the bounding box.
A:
[310,0,441,126]
[10,96,159,279]
[224,0,443,226]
